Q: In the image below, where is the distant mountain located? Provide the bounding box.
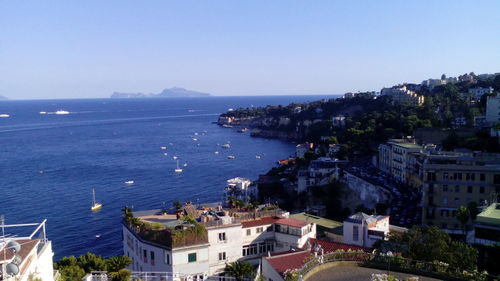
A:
[0,95,7,100]
[111,87,211,98]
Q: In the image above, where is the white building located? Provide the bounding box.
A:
[295,144,309,158]
[342,213,390,248]
[224,177,255,204]
[377,139,422,184]
[468,87,493,101]
[332,116,346,127]
[486,93,500,124]
[380,85,425,105]
[122,206,316,279]
[0,219,55,281]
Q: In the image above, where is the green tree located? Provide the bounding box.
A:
[105,256,132,273]
[225,261,256,281]
[109,269,132,281]
[173,200,183,211]
[77,252,107,272]
[58,265,86,281]
[456,205,470,238]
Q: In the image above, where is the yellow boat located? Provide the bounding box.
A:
[91,189,102,211]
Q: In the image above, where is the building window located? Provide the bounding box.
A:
[256,227,263,233]
[442,197,448,205]
[480,186,485,193]
[467,186,472,193]
[454,198,460,205]
[454,185,460,192]
[246,229,251,236]
[188,252,197,263]
[143,249,148,263]
[164,251,170,265]
[480,173,485,181]
[353,225,359,241]
[443,185,448,192]
[150,251,155,265]
[218,252,226,261]
[218,232,226,241]
[494,174,500,184]
[443,172,449,180]
[266,226,273,232]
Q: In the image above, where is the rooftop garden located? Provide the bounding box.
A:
[122,207,208,248]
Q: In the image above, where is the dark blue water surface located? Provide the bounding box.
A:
[0,96,337,259]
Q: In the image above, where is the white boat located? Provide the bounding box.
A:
[227,155,236,159]
[124,180,134,185]
[221,143,230,149]
[183,163,188,167]
[214,151,219,154]
[192,138,198,141]
[194,132,199,136]
[0,114,10,118]
[173,156,178,160]
[39,111,47,115]
[91,189,102,211]
[174,160,183,173]
[256,155,261,159]
[163,152,168,156]
[95,234,101,238]
[55,110,70,115]
[160,146,167,150]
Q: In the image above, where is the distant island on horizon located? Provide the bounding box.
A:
[0,95,8,100]
[111,87,211,98]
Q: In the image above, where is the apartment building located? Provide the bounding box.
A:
[378,139,423,184]
[122,204,316,280]
[0,219,55,281]
[421,152,500,234]
[381,85,425,105]
[486,93,500,124]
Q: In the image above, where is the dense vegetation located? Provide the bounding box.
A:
[223,74,500,156]
[54,253,131,281]
[375,226,478,271]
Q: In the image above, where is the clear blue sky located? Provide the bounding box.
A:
[1,1,499,99]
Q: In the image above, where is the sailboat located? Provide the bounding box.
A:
[174,160,183,173]
[91,189,102,211]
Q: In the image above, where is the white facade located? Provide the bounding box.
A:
[295,144,308,158]
[343,213,390,248]
[123,211,317,279]
[377,139,422,184]
[380,85,424,105]
[0,220,55,281]
[206,224,242,275]
[224,177,255,203]
[486,94,500,124]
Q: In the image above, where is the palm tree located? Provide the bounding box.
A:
[106,256,132,272]
[225,261,256,281]
[456,205,470,240]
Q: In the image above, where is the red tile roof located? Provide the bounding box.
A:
[275,217,310,228]
[241,217,279,228]
[307,238,371,253]
[265,251,310,275]
[264,239,372,277]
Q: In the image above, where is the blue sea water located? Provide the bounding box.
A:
[0,95,336,259]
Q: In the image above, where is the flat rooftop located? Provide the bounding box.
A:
[476,203,500,226]
[290,213,342,229]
